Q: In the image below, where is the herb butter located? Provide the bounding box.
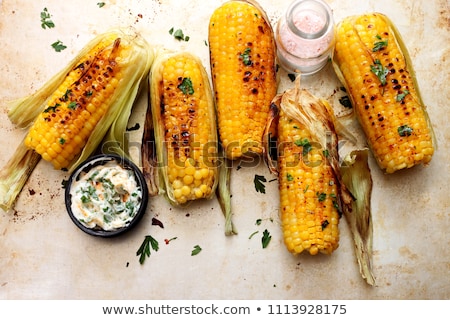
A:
[70,160,143,231]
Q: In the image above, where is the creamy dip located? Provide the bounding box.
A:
[70,160,143,231]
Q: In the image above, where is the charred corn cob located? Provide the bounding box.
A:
[22,32,151,170]
[209,0,277,159]
[266,87,352,255]
[149,50,218,206]
[1,30,153,211]
[332,13,435,173]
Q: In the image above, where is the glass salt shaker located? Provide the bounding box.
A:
[275,0,335,76]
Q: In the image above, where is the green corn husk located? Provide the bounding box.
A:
[0,29,153,212]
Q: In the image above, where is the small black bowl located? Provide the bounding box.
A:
[65,153,148,237]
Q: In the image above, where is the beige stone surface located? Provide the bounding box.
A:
[0,0,448,299]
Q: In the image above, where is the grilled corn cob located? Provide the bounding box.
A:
[332,13,435,173]
[266,87,352,255]
[22,32,151,170]
[149,50,218,206]
[1,30,153,211]
[208,0,277,159]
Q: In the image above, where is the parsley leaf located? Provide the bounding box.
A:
[294,138,312,156]
[396,90,410,102]
[239,48,252,66]
[97,2,105,8]
[40,8,55,29]
[373,35,388,52]
[286,173,294,181]
[191,245,202,256]
[398,124,413,137]
[370,59,389,85]
[178,77,194,95]
[170,28,189,41]
[51,40,67,52]
[261,229,271,248]
[136,235,159,264]
[254,174,267,194]
[317,192,327,202]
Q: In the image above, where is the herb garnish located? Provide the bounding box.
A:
[398,124,413,137]
[286,173,294,181]
[59,138,66,145]
[191,245,202,256]
[136,235,159,264]
[254,174,267,194]
[294,138,312,156]
[40,8,55,29]
[68,101,78,110]
[239,48,252,66]
[321,220,329,230]
[178,77,194,95]
[61,89,72,102]
[370,59,389,86]
[317,192,327,202]
[97,2,105,8]
[373,35,388,52]
[51,40,67,52]
[43,103,60,113]
[169,28,190,41]
[261,229,271,248]
[396,90,410,102]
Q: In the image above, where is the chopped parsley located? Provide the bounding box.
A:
[286,173,294,181]
[67,101,78,110]
[294,138,312,156]
[61,89,72,102]
[40,8,55,29]
[43,103,60,113]
[261,229,271,248]
[51,40,67,52]
[373,35,388,52]
[169,28,189,41]
[136,235,159,264]
[317,192,327,202]
[97,2,106,8]
[370,59,389,86]
[239,48,252,66]
[178,77,194,95]
[321,220,330,230]
[398,124,413,137]
[254,174,267,194]
[191,245,202,256]
[59,138,66,145]
[396,90,410,102]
